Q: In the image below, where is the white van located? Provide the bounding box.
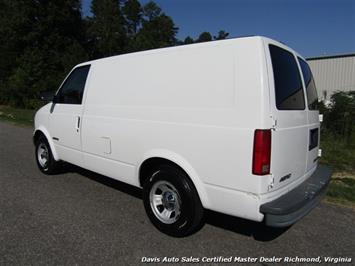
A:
[34,36,331,236]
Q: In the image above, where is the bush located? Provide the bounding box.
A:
[321,91,355,145]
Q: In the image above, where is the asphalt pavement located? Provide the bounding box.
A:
[0,121,354,265]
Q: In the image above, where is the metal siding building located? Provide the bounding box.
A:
[307,54,355,102]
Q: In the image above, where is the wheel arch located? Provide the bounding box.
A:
[33,127,59,161]
[137,150,209,208]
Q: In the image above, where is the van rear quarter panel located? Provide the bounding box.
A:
[81,38,271,210]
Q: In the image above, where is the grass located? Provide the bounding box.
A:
[320,133,355,173]
[0,105,36,127]
[326,178,355,207]
[320,132,355,207]
[0,105,354,206]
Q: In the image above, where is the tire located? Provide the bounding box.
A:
[143,164,204,237]
[35,135,60,174]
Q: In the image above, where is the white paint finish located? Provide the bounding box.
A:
[34,36,320,223]
[305,118,320,173]
[34,104,60,161]
[86,42,235,108]
[298,55,321,177]
[101,137,111,154]
[259,164,317,204]
[48,103,84,166]
[55,144,85,169]
[81,110,262,194]
[84,152,137,187]
[204,183,264,222]
[262,38,309,192]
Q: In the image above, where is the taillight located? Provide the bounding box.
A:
[252,129,271,175]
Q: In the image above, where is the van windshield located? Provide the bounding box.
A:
[298,58,319,110]
[269,45,305,110]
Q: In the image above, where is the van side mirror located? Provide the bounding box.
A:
[52,94,59,103]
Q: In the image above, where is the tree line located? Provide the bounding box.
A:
[0,0,229,109]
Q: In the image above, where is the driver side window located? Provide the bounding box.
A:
[56,65,91,104]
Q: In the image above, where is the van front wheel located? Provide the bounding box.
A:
[142,165,204,237]
[35,135,60,174]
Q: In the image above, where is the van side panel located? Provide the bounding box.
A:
[80,38,269,217]
[85,43,235,108]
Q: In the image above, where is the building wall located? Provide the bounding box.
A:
[307,55,355,102]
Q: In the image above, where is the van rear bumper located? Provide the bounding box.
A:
[260,165,332,227]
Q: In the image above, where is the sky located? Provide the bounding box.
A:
[81,0,355,58]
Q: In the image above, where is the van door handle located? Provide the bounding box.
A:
[76,116,81,132]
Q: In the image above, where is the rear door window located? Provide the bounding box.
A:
[269,45,305,110]
[298,58,318,110]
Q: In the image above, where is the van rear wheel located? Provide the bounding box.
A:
[142,165,204,237]
[35,135,60,174]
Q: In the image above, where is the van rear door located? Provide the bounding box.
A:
[267,44,309,191]
[298,58,320,173]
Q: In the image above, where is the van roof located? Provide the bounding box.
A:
[76,36,301,67]
[76,36,262,67]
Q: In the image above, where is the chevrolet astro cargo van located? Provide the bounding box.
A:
[34,36,332,236]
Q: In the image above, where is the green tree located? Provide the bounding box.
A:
[122,0,142,36]
[183,36,194,44]
[0,0,32,104]
[0,0,87,108]
[196,32,212,42]
[142,1,162,20]
[214,30,229,40]
[88,0,126,58]
[131,1,178,51]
